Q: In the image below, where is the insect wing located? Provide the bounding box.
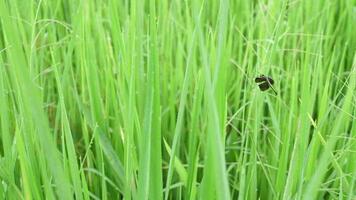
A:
[255,76,266,83]
[258,82,270,91]
[266,77,274,85]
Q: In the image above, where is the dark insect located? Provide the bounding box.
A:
[255,75,277,94]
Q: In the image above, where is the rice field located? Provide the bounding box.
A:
[0,0,355,199]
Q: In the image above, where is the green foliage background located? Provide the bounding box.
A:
[0,0,355,199]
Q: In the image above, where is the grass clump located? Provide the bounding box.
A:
[0,0,355,199]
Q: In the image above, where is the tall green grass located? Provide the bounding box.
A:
[0,0,355,199]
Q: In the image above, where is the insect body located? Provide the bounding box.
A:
[255,75,277,95]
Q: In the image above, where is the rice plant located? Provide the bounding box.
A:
[0,0,355,199]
